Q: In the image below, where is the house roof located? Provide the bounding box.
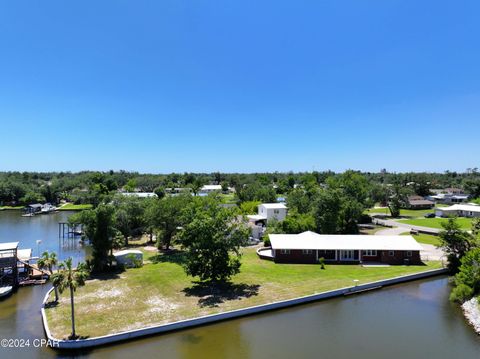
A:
[260,203,287,209]
[17,248,32,260]
[430,194,469,199]
[28,204,43,208]
[437,204,480,213]
[247,214,267,221]
[121,192,157,198]
[0,242,19,251]
[201,185,222,190]
[269,231,423,251]
[409,199,435,205]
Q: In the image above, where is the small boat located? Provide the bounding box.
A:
[21,213,35,217]
[40,203,57,214]
[0,286,13,298]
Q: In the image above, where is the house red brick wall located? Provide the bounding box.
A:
[273,249,421,265]
[274,249,317,264]
[379,250,421,265]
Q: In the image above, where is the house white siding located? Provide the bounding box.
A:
[258,203,287,222]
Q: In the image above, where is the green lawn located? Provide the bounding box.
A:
[397,217,473,230]
[401,233,442,246]
[0,205,24,210]
[364,207,390,215]
[45,247,442,339]
[220,193,237,204]
[58,203,93,211]
[365,207,436,218]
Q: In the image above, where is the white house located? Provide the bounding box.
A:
[200,185,222,194]
[121,192,157,198]
[428,193,470,204]
[248,203,288,224]
[435,203,480,218]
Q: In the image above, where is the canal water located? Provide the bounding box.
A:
[0,210,89,265]
[0,211,479,358]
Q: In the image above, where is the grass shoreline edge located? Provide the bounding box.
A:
[41,267,449,350]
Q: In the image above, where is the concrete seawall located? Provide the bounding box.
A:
[42,267,449,349]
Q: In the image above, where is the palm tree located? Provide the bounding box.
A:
[52,258,90,339]
[37,251,59,301]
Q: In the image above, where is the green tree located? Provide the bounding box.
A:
[51,258,90,339]
[386,183,409,217]
[20,190,44,204]
[236,183,276,203]
[189,178,204,196]
[71,205,116,272]
[221,182,229,193]
[439,217,477,273]
[151,194,192,250]
[339,199,364,234]
[450,247,480,302]
[239,201,261,215]
[327,170,372,207]
[113,196,145,246]
[37,251,59,301]
[179,198,249,283]
[281,211,316,234]
[153,186,166,199]
[143,197,158,243]
[463,177,480,198]
[314,189,342,234]
[287,188,313,214]
[124,178,137,192]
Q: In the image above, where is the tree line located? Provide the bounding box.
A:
[1,169,480,206]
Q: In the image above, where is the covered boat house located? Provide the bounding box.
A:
[0,242,19,287]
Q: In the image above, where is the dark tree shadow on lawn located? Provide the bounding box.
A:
[89,269,124,281]
[182,281,260,308]
[150,249,187,265]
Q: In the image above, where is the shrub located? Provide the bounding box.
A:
[319,257,325,269]
[450,284,474,303]
[263,236,271,247]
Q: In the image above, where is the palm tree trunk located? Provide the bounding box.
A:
[70,285,76,339]
[54,286,59,302]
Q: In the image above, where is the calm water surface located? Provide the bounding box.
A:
[0,211,479,359]
[0,210,89,265]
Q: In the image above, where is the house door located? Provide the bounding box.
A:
[340,250,355,261]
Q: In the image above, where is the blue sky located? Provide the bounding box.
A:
[1,1,479,173]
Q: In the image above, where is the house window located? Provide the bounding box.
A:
[302,249,313,255]
[274,209,280,214]
[406,251,412,257]
[280,249,290,255]
[362,250,377,256]
[389,251,395,256]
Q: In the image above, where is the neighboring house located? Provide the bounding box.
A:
[431,188,464,195]
[200,185,222,194]
[247,203,288,224]
[435,204,480,218]
[428,189,470,204]
[406,195,435,209]
[121,192,157,198]
[428,193,470,204]
[264,231,422,265]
